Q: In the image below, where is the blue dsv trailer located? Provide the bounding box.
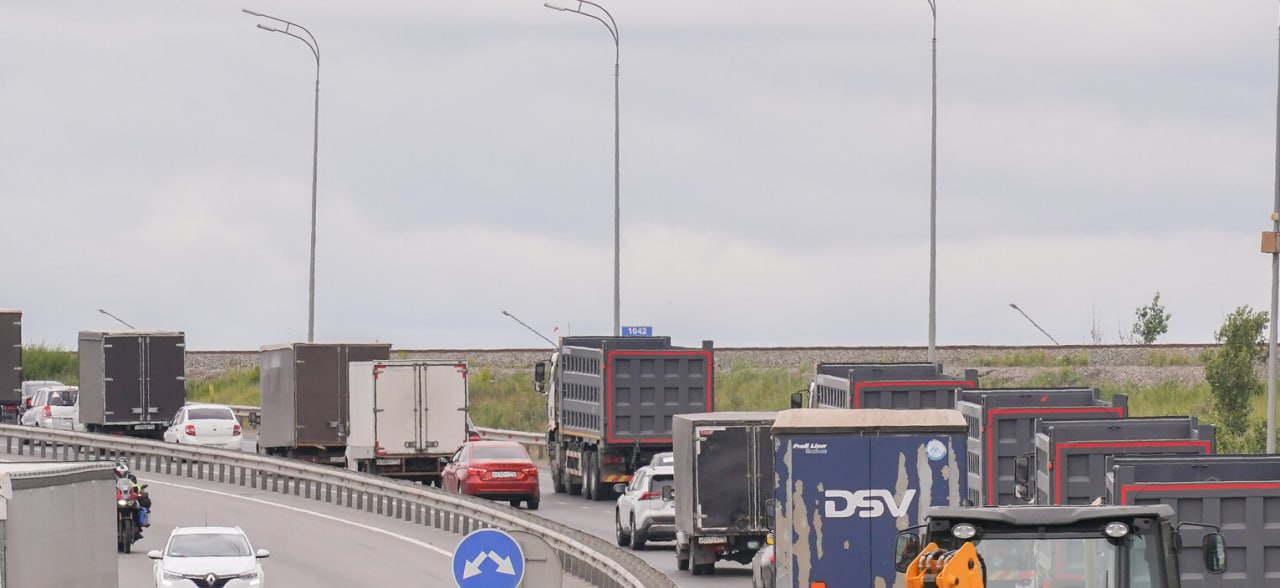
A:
[772,408,968,588]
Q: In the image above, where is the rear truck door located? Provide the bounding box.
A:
[294,345,343,446]
[695,424,751,532]
[372,363,417,456]
[1,313,19,405]
[144,334,185,425]
[866,433,964,585]
[780,433,872,586]
[420,363,468,455]
[103,335,142,424]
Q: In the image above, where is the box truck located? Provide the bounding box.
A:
[346,359,470,485]
[259,343,391,463]
[0,309,20,423]
[78,330,186,438]
[535,336,714,501]
[771,408,968,588]
[672,412,775,575]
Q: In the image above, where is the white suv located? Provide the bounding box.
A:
[613,464,675,550]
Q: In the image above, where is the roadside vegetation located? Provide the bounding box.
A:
[20,344,78,384]
[184,367,261,406]
[973,350,1088,367]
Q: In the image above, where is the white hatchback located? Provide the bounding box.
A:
[163,404,243,450]
[150,526,268,587]
[20,385,82,431]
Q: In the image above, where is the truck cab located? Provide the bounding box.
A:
[894,505,1226,588]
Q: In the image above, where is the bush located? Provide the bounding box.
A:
[185,368,261,406]
[21,344,78,385]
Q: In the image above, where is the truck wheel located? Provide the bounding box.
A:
[676,550,690,571]
[583,456,597,500]
[552,465,567,494]
[693,563,714,576]
[615,511,630,546]
[629,516,647,550]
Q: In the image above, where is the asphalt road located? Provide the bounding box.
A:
[533,472,756,588]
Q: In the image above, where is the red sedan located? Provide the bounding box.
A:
[442,441,540,510]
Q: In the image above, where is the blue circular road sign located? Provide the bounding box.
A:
[452,528,526,588]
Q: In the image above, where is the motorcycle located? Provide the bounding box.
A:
[115,478,148,553]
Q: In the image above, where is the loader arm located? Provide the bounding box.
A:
[905,542,985,588]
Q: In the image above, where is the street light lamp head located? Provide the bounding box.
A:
[242,8,264,17]
[543,2,569,11]
[256,23,281,33]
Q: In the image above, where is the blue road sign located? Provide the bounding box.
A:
[621,325,652,337]
[452,529,526,588]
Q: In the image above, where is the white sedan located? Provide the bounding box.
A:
[150,526,269,587]
[163,404,244,450]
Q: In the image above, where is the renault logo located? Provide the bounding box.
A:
[205,573,218,585]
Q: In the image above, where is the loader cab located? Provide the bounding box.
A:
[894,505,1225,588]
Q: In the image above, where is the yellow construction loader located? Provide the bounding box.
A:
[896,505,1226,588]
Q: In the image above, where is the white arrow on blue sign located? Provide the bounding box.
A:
[452,528,526,588]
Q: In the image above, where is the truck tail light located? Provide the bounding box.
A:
[602,455,624,465]
[770,550,775,564]
[185,424,196,437]
[42,405,51,418]
[233,424,242,436]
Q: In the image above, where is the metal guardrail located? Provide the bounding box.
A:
[474,427,546,460]
[0,425,673,588]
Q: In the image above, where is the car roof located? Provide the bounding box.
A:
[171,526,246,536]
[636,465,674,476]
[185,403,233,409]
[466,440,523,448]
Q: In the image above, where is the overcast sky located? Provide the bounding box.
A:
[3,1,1278,350]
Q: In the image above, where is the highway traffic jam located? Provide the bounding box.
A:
[0,309,1273,587]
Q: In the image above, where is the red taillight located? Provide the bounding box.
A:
[42,406,51,418]
[233,424,242,436]
[521,466,538,476]
[770,551,775,564]
[467,467,488,477]
[601,455,624,465]
[468,432,481,442]
[185,424,196,436]
[639,491,661,500]
[25,398,32,407]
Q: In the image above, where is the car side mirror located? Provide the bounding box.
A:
[661,486,675,502]
[256,549,271,559]
[1203,532,1226,574]
[613,483,626,494]
[764,498,777,529]
[147,550,163,560]
[789,391,804,409]
[1013,454,1031,485]
[533,361,547,394]
[438,456,451,465]
[894,532,922,573]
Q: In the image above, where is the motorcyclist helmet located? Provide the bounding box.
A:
[115,463,130,478]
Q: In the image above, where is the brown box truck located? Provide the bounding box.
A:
[258,343,391,464]
[0,309,21,423]
[78,330,186,438]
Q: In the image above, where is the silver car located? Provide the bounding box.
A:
[613,465,675,550]
[20,385,81,430]
[150,526,269,587]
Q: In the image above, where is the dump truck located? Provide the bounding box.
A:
[78,330,186,438]
[1107,454,1280,587]
[895,505,1227,588]
[535,336,714,501]
[808,361,977,410]
[671,412,775,575]
[956,387,1128,506]
[259,342,391,464]
[0,309,21,423]
[1015,416,1215,505]
[771,408,968,588]
[346,359,470,485]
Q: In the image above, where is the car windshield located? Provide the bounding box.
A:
[167,533,252,557]
[188,407,235,420]
[649,474,674,495]
[471,445,528,461]
[970,535,1159,588]
[651,454,674,466]
[47,389,77,406]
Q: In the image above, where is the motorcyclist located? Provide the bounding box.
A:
[115,462,151,539]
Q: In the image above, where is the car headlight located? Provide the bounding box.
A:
[162,570,185,581]
[239,570,260,580]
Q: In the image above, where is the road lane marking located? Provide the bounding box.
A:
[148,479,453,558]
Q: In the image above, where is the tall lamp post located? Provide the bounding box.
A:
[1267,1,1280,454]
[926,0,939,364]
[544,1,621,337]
[98,309,136,330]
[242,8,321,344]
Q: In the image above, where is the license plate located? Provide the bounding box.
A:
[376,459,399,465]
[328,456,346,463]
[491,471,518,479]
[134,424,156,430]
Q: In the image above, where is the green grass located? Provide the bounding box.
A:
[468,367,548,432]
[1140,350,1201,367]
[185,367,261,406]
[21,344,78,384]
[715,361,812,412]
[974,350,1088,368]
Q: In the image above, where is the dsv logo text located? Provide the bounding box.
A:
[822,489,916,518]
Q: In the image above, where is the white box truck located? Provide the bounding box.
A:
[346,359,470,485]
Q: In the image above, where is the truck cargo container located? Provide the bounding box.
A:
[535,336,714,501]
[672,412,775,575]
[1107,454,1280,587]
[808,361,977,410]
[259,342,391,463]
[0,461,118,587]
[0,309,21,422]
[78,330,186,438]
[772,408,968,588]
[346,359,469,484]
[956,387,1128,506]
[1018,417,1215,506]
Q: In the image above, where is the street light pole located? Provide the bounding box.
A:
[243,8,321,343]
[1009,303,1060,346]
[98,309,136,330]
[1268,2,1280,454]
[926,0,938,364]
[545,1,621,337]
